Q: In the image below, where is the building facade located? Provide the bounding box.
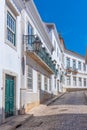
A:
[0,0,87,124]
[64,49,87,91]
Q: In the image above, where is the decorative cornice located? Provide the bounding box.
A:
[6,0,20,16]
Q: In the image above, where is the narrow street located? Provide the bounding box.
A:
[16,91,87,130]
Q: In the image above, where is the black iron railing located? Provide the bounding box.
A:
[24,35,58,75]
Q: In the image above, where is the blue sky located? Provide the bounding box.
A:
[34,0,87,56]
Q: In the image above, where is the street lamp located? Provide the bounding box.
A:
[32,36,42,53]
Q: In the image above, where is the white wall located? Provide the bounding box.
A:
[0,0,21,115]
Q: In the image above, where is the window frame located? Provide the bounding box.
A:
[73,77,77,86]
[6,11,16,46]
[55,78,56,89]
[66,57,70,68]
[73,60,76,69]
[27,66,33,90]
[49,78,52,91]
[37,73,42,90]
[44,76,48,91]
[78,61,81,70]
[27,22,34,45]
[79,77,82,86]
[57,48,59,57]
[83,63,86,71]
[84,78,86,87]
[67,76,71,86]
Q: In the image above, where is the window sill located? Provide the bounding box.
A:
[5,40,17,51]
[27,89,33,92]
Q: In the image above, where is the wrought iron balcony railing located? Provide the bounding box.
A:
[66,66,78,74]
[72,68,78,74]
[66,66,72,72]
[24,35,57,75]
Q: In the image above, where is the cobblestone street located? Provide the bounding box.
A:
[16,91,87,130]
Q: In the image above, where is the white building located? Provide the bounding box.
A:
[64,49,87,91]
[0,0,87,124]
[0,0,21,123]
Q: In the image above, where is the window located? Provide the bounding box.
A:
[27,66,33,89]
[67,76,71,85]
[54,41,56,51]
[73,60,76,69]
[57,80,59,92]
[49,78,51,91]
[28,22,33,45]
[83,63,86,71]
[62,54,64,64]
[37,73,42,90]
[78,61,81,70]
[44,76,48,91]
[48,27,52,32]
[7,12,16,46]
[57,48,59,57]
[84,78,86,87]
[79,78,82,86]
[55,78,56,88]
[73,77,77,86]
[66,57,70,68]
[28,22,33,35]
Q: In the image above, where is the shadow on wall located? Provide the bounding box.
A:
[0,108,2,125]
[0,107,5,125]
[38,89,57,104]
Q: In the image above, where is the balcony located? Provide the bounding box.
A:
[24,35,57,75]
[66,66,78,74]
[66,66,72,73]
[72,68,78,74]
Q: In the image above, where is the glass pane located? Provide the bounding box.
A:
[7,12,16,45]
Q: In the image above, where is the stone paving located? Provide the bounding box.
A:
[16,91,87,130]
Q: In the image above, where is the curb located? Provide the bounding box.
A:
[46,92,66,106]
[0,114,33,130]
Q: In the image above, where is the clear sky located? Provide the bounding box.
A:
[34,0,87,56]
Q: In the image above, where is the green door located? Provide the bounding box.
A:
[5,75,14,118]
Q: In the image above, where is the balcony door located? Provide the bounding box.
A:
[28,22,33,45]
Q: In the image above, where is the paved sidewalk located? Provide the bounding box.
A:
[0,114,33,130]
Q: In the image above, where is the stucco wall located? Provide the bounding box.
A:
[0,0,21,122]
